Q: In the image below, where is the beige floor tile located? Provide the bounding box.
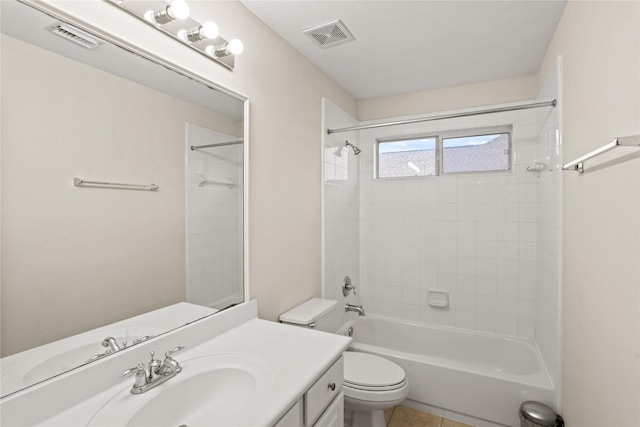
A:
[441,418,476,427]
[384,407,396,425]
[388,405,442,427]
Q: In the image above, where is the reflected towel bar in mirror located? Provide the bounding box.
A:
[191,139,244,150]
[73,178,159,191]
[197,176,235,189]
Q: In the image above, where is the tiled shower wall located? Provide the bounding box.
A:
[185,123,244,309]
[322,91,562,359]
[322,99,361,327]
[535,59,563,398]
[358,106,544,339]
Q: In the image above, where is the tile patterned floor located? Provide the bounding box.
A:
[384,406,476,427]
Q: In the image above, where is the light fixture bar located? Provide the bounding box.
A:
[108,0,241,71]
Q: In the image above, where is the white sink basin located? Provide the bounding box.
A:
[88,354,274,427]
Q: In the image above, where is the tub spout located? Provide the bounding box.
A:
[345,303,365,316]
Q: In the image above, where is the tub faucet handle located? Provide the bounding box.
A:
[342,276,357,296]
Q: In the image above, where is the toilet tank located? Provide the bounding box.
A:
[279,298,338,332]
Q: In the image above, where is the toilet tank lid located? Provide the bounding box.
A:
[279,298,337,325]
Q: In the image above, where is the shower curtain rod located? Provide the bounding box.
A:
[191,139,244,150]
[326,99,557,135]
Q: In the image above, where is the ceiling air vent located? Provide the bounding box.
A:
[47,22,104,50]
[303,20,355,48]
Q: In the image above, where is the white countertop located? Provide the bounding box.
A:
[1,302,217,397]
[0,301,351,427]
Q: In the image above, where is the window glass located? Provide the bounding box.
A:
[378,137,437,178]
[442,133,510,173]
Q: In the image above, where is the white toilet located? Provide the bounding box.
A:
[342,351,409,427]
[279,298,409,427]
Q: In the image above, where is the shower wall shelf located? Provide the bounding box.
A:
[562,134,640,173]
[73,178,159,191]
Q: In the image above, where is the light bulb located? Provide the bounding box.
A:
[200,21,219,39]
[179,21,219,42]
[226,39,243,55]
[167,0,189,20]
[145,0,190,25]
[206,39,244,58]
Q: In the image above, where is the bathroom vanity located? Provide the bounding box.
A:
[0,301,352,426]
[0,303,217,397]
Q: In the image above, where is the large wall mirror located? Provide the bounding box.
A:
[0,0,247,397]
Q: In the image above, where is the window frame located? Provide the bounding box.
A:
[375,125,513,179]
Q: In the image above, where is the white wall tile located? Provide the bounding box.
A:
[325,104,560,347]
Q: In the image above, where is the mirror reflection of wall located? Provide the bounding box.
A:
[185,124,244,309]
[0,0,246,396]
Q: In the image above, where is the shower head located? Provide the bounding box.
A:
[345,141,361,155]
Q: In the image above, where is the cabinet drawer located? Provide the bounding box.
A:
[304,355,343,426]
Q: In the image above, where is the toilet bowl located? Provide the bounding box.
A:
[343,351,409,427]
[279,298,409,427]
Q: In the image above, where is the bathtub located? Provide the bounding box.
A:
[337,315,555,427]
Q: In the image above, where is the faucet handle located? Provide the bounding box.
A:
[342,276,357,296]
[119,362,148,390]
[119,362,145,378]
[164,346,185,357]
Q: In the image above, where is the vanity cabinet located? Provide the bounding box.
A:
[312,392,344,427]
[274,356,344,427]
[275,400,304,426]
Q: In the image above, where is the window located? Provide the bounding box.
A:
[376,128,511,178]
[442,133,510,173]
[378,137,437,178]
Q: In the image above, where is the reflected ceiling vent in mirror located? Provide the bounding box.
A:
[108,0,243,71]
[303,20,355,48]
[48,23,104,50]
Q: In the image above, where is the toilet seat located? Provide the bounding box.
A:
[343,352,409,403]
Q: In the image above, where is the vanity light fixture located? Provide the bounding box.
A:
[206,39,244,58]
[108,0,243,70]
[178,22,219,42]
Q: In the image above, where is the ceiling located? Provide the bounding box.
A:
[241,0,567,100]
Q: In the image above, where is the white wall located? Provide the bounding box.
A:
[538,2,640,425]
[359,75,538,121]
[27,0,358,323]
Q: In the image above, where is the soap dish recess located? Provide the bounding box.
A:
[427,289,449,307]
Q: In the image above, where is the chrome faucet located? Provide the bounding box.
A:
[102,337,124,353]
[119,346,184,394]
[345,303,365,316]
[87,335,155,364]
